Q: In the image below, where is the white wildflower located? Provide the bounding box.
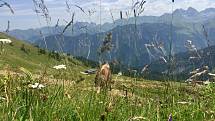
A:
[99,101,103,104]
[53,64,66,70]
[0,39,12,44]
[203,80,211,85]
[29,83,45,89]
[129,116,146,120]
[177,101,191,105]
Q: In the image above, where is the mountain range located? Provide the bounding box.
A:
[7,7,215,68]
[8,7,215,41]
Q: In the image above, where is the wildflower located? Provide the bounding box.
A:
[53,64,66,70]
[29,83,45,89]
[0,39,12,44]
[168,114,172,121]
[99,101,103,104]
[177,101,191,105]
[129,116,146,120]
[203,80,211,85]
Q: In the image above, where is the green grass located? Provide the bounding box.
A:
[0,32,88,79]
[1,71,215,121]
[1,32,215,121]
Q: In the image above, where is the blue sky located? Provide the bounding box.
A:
[0,0,215,30]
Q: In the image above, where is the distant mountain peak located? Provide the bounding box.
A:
[187,7,198,12]
[186,7,199,16]
[173,7,199,17]
[173,8,184,14]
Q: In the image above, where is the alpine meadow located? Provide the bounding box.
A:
[1,0,215,121]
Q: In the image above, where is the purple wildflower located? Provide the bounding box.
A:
[168,113,172,121]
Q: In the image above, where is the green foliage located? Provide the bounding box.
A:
[0,32,87,74]
[1,72,215,120]
[38,48,46,55]
[20,44,30,54]
[48,51,61,61]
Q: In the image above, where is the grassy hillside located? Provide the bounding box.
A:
[0,32,89,78]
